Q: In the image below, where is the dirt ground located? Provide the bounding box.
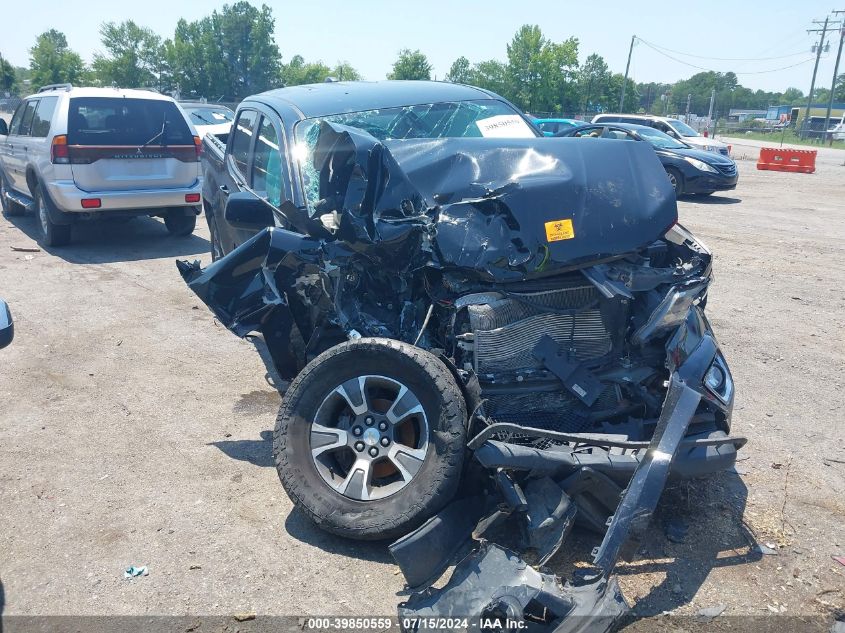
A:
[0,139,843,625]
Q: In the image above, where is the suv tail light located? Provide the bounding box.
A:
[51,135,69,164]
[193,135,202,161]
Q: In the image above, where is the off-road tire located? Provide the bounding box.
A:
[273,337,467,540]
[164,210,197,236]
[36,185,71,247]
[0,173,24,217]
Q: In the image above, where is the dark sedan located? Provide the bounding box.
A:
[557,122,738,196]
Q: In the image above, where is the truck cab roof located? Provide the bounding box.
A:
[250,80,500,119]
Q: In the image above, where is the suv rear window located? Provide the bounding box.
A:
[67,97,193,146]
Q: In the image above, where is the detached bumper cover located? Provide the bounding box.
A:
[399,543,627,633]
[393,306,744,631]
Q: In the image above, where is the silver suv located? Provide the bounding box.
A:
[0,85,203,246]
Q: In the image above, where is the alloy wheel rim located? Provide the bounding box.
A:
[309,375,429,501]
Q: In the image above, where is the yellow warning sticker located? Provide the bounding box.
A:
[544,218,575,242]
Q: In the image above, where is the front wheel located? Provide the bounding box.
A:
[164,210,197,236]
[665,167,684,197]
[273,338,467,540]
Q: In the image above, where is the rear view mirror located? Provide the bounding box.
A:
[224,192,275,231]
[0,299,14,350]
[0,119,8,136]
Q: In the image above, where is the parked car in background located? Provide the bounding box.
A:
[0,298,13,350]
[0,84,203,246]
[180,102,235,141]
[534,117,585,136]
[592,113,730,156]
[559,122,738,196]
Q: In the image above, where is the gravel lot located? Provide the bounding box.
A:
[0,140,843,624]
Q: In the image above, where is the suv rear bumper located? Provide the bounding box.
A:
[46,179,202,214]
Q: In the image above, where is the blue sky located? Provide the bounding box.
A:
[3,0,843,93]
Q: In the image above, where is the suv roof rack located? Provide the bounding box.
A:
[37,83,73,93]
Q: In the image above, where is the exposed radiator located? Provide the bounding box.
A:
[467,285,611,374]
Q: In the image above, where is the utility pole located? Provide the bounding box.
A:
[823,11,845,143]
[685,93,691,123]
[707,88,716,135]
[802,17,836,138]
[620,35,635,112]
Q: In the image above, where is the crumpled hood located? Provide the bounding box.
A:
[299,122,678,282]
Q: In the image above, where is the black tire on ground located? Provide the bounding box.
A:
[696,191,715,196]
[0,173,25,217]
[164,210,197,236]
[36,184,71,247]
[665,167,684,197]
[273,337,467,541]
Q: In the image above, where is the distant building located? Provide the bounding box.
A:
[728,109,767,122]
[766,105,792,122]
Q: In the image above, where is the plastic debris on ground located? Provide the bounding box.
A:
[123,565,149,578]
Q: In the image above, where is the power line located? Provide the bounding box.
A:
[636,37,810,62]
[637,38,821,75]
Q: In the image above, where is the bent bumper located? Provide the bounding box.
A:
[46,179,202,214]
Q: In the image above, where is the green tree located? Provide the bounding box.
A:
[216,2,281,97]
[164,17,227,98]
[469,59,509,97]
[506,25,545,111]
[780,87,803,103]
[834,75,845,102]
[578,53,610,114]
[606,73,639,113]
[446,56,472,84]
[332,61,361,81]
[537,38,579,113]
[0,53,17,94]
[29,29,86,90]
[636,81,672,113]
[505,25,578,113]
[281,55,329,85]
[166,3,281,99]
[93,20,164,89]
[387,49,431,80]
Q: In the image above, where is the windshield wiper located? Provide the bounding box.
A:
[138,113,169,151]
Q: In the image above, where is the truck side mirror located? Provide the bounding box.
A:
[0,299,14,350]
[224,192,275,231]
[0,119,8,136]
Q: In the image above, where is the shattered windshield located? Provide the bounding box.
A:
[294,99,536,212]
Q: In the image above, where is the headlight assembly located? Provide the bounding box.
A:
[683,156,718,173]
[704,353,733,404]
[632,281,708,345]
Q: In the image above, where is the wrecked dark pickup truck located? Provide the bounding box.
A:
[180,81,745,631]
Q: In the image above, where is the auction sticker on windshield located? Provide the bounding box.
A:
[475,115,535,138]
[544,218,575,242]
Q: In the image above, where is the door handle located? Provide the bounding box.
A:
[219,185,229,194]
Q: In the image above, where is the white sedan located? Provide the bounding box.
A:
[180,103,234,140]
